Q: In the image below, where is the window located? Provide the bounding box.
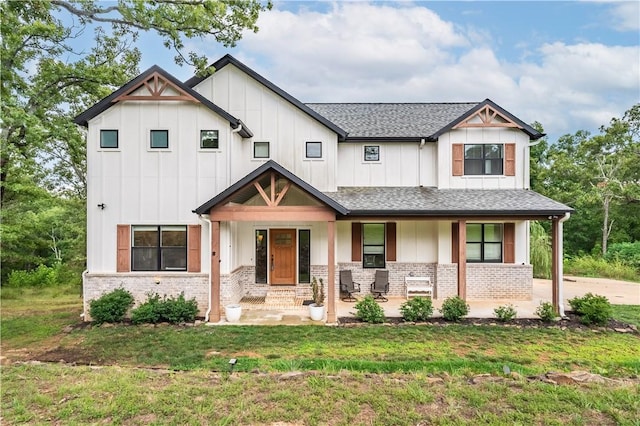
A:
[255,229,267,283]
[150,130,169,149]
[364,145,380,161]
[200,130,219,149]
[467,224,503,263]
[305,142,322,159]
[100,130,118,148]
[298,230,310,283]
[464,144,503,175]
[363,223,385,268]
[254,141,270,158]
[132,225,186,271]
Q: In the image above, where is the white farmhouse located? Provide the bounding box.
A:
[75,55,573,322]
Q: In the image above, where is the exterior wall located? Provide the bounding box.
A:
[338,262,437,297]
[192,65,339,191]
[336,142,437,187]
[435,264,458,299]
[466,264,532,300]
[83,273,209,319]
[437,127,530,189]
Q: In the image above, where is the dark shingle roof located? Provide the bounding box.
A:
[306,103,478,139]
[323,187,573,217]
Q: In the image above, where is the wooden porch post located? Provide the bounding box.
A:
[210,221,221,322]
[457,219,467,299]
[327,220,336,323]
[551,218,560,315]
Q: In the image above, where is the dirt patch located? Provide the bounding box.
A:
[338,313,638,333]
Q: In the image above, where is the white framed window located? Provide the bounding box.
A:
[100,129,118,149]
[305,141,322,159]
[364,145,380,162]
[150,130,169,149]
[254,141,270,159]
[200,130,219,149]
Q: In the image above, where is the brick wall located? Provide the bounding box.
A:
[466,264,532,300]
[337,263,437,297]
[83,273,209,320]
[435,264,458,299]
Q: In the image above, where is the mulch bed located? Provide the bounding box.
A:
[338,312,638,333]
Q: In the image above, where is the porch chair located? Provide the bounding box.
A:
[371,270,390,302]
[340,270,361,302]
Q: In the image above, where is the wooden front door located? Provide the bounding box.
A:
[270,229,296,285]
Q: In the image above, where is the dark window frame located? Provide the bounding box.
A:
[364,145,380,162]
[253,141,270,159]
[131,225,187,271]
[150,130,169,149]
[466,223,503,263]
[464,144,503,175]
[305,141,322,159]
[100,129,119,149]
[255,229,268,283]
[362,223,385,268]
[298,229,311,283]
[200,130,219,149]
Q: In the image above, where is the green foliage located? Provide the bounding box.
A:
[131,293,198,325]
[530,221,551,279]
[439,296,469,322]
[493,304,517,322]
[89,288,134,325]
[6,263,81,288]
[400,297,433,322]
[535,302,557,322]
[564,255,639,282]
[605,241,640,271]
[568,293,612,326]
[354,295,385,324]
[311,277,325,306]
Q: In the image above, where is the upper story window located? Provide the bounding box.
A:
[464,144,503,175]
[363,223,385,268]
[467,223,503,263]
[132,225,186,271]
[100,130,118,149]
[150,130,169,149]
[364,145,380,162]
[200,130,219,149]
[305,141,322,159]
[254,141,270,159]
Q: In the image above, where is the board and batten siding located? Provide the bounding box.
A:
[86,100,231,271]
[437,128,530,189]
[191,65,340,192]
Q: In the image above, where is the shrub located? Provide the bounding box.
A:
[494,304,517,322]
[7,264,58,287]
[89,288,134,324]
[354,295,385,324]
[564,255,639,282]
[439,296,469,322]
[568,293,612,326]
[400,297,433,322]
[535,301,557,322]
[131,292,198,324]
[605,241,640,271]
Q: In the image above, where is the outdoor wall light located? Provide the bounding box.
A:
[154,277,160,284]
[97,203,106,210]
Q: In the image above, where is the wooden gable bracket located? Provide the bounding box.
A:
[253,172,291,207]
[113,72,199,102]
[454,105,521,129]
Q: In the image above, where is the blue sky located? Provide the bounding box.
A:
[133,1,640,141]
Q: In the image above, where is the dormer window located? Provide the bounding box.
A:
[464,144,503,175]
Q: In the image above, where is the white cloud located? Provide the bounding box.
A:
[608,1,640,31]
[231,2,639,138]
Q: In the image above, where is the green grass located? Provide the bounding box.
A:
[611,305,640,327]
[565,256,640,282]
[2,285,640,425]
[2,364,638,425]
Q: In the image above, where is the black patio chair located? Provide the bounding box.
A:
[339,270,361,302]
[371,270,389,302]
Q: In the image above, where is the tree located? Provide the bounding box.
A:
[1,0,269,202]
[533,105,640,256]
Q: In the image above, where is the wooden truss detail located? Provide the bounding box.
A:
[454,105,521,129]
[113,72,198,102]
[253,172,291,207]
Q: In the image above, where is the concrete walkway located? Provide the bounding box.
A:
[212,276,639,325]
